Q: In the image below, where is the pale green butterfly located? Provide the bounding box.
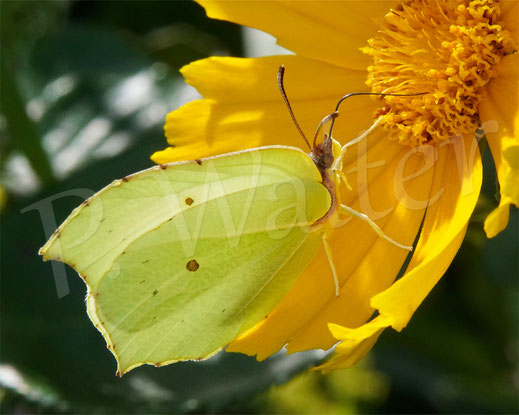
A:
[40,66,414,376]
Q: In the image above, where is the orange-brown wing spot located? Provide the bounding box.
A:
[195,159,202,165]
[116,370,121,377]
[122,177,129,182]
[154,362,161,367]
[186,259,199,272]
[152,289,159,296]
[160,164,167,170]
[185,197,194,206]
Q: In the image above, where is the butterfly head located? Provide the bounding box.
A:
[310,131,342,172]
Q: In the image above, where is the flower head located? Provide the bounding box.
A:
[363,0,514,146]
[153,0,518,371]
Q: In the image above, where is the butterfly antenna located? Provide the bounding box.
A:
[278,65,312,150]
[328,91,427,138]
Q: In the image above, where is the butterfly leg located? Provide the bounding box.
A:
[332,118,382,194]
[322,231,340,297]
[340,204,413,251]
[337,170,352,191]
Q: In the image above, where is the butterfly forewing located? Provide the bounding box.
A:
[41,146,331,373]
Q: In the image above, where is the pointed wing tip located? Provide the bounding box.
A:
[114,362,137,377]
[114,359,169,378]
[111,347,137,378]
[38,242,55,262]
[115,365,132,378]
[112,348,225,377]
[39,227,65,261]
[38,242,64,263]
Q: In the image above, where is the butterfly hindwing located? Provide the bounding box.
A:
[41,146,331,373]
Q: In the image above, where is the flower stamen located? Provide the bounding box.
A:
[362,0,515,146]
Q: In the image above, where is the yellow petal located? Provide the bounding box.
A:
[180,56,368,102]
[479,52,519,237]
[501,145,519,204]
[152,55,376,163]
[316,321,385,374]
[373,134,483,331]
[484,145,519,237]
[500,0,518,41]
[196,0,396,70]
[484,201,511,238]
[316,133,483,371]
[319,225,467,371]
[228,127,432,358]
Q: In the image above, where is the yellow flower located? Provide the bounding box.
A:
[152,0,518,372]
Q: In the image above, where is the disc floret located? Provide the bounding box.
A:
[363,0,515,146]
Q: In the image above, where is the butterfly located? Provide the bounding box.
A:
[40,66,413,376]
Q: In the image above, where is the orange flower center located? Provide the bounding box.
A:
[362,0,515,147]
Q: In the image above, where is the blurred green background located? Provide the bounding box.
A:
[1,1,517,413]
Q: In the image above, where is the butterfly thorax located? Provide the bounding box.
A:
[310,135,340,226]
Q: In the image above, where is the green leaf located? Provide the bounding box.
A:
[0,59,54,185]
